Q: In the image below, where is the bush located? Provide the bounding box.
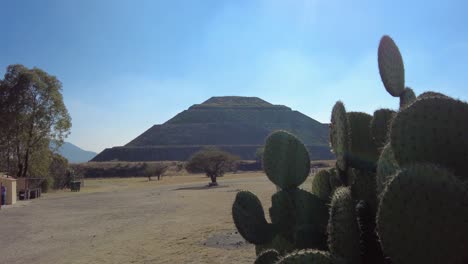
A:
[41,176,54,193]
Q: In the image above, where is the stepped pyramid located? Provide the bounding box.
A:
[92,96,334,161]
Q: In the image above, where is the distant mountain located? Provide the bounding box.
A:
[54,142,97,163]
[92,96,334,161]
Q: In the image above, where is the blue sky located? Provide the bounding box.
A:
[1,0,467,153]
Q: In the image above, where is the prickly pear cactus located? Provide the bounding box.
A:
[311,169,333,201]
[255,234,295,256]
[330,101,350,172]
[276,249,346,264]
[377,163,468,264]
[390,97,468,179]
[231,34,467,264]
[327,187,361,264]
[378,35,405,97]
[417,91,450,99]
[370,109,395,148]
[263,131,310,189]
[254,249,280,264]
[355,200,385,264]
[233,131,331,261]
[375,143,399,195]
[350,169,377,213]
[270,189,328,249]
[232,191,275,244]
[399,87,416,109]
[346,112,379,171]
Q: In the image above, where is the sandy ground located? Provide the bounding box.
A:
[0,172,317,264]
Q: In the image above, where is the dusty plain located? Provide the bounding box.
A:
[0,172,318,264]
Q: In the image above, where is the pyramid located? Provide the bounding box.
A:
[91,96,334,161]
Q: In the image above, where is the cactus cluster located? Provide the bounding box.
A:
[232,35,468,263]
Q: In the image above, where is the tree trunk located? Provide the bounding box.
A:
[22,149,30,177]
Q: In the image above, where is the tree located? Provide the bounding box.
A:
[0,64,71,177]
[49,153,70,189]
[185,148,239,186]
[146,163,169,181]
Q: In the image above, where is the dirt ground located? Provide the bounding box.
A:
[0,172,315,264]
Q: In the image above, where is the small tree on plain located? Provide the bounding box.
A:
[146,163,169,181]
[185,148,239,186]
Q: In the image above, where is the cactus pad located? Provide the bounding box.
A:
[378,35,405,97]
[328,168,343,191]
[376,144,399,195]
[330,101,350,171]
[399,87,416,109]
[255,234,295,256]
[390,97,468,179]
[276,249,345,264]
[255,249,280,264]
[356,201,385,264]
[263,131,310,189]
[417,91,450,99]
[232,191,275,244]
[270,189,329,239]
[311,169,333,201]
[370,109,395,148]
[350,169,377,213]
[377,164,468,264]
[347,112,379,171]
[327,187,361,264]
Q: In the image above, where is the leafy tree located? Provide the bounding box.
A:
[185,148,239,186]
[0,64,71,177]
[49,153,70,189]
[146,163,169,181]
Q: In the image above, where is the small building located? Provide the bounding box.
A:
[0,175,17,206]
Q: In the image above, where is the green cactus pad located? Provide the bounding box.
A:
[270,189,329,238]
[376,144,399,196]
[378,35,405,97]
[377,164,468,264]
[255,249,280,264]
[293,224,327,250]
[263,131,310,189]
[232,191,275,244]
[330,101,350,171]
[355,201,385,264]
[328,187,361,264]
[417,91,450,99]
[311,169,333,201]
[347,112,379,171]
[276,249,345,264]
[399,87,416,109]
[390,97,468,179]
[370,109,395,148]
[328,168,343,191]
[255,234,295,256]
[350,169,377,213]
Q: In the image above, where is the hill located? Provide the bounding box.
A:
[92,96,334,161]
[54,142,97,163]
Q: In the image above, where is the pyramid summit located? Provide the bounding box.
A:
[92,96,334,161]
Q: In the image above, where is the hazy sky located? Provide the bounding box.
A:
[1,0,467,153]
